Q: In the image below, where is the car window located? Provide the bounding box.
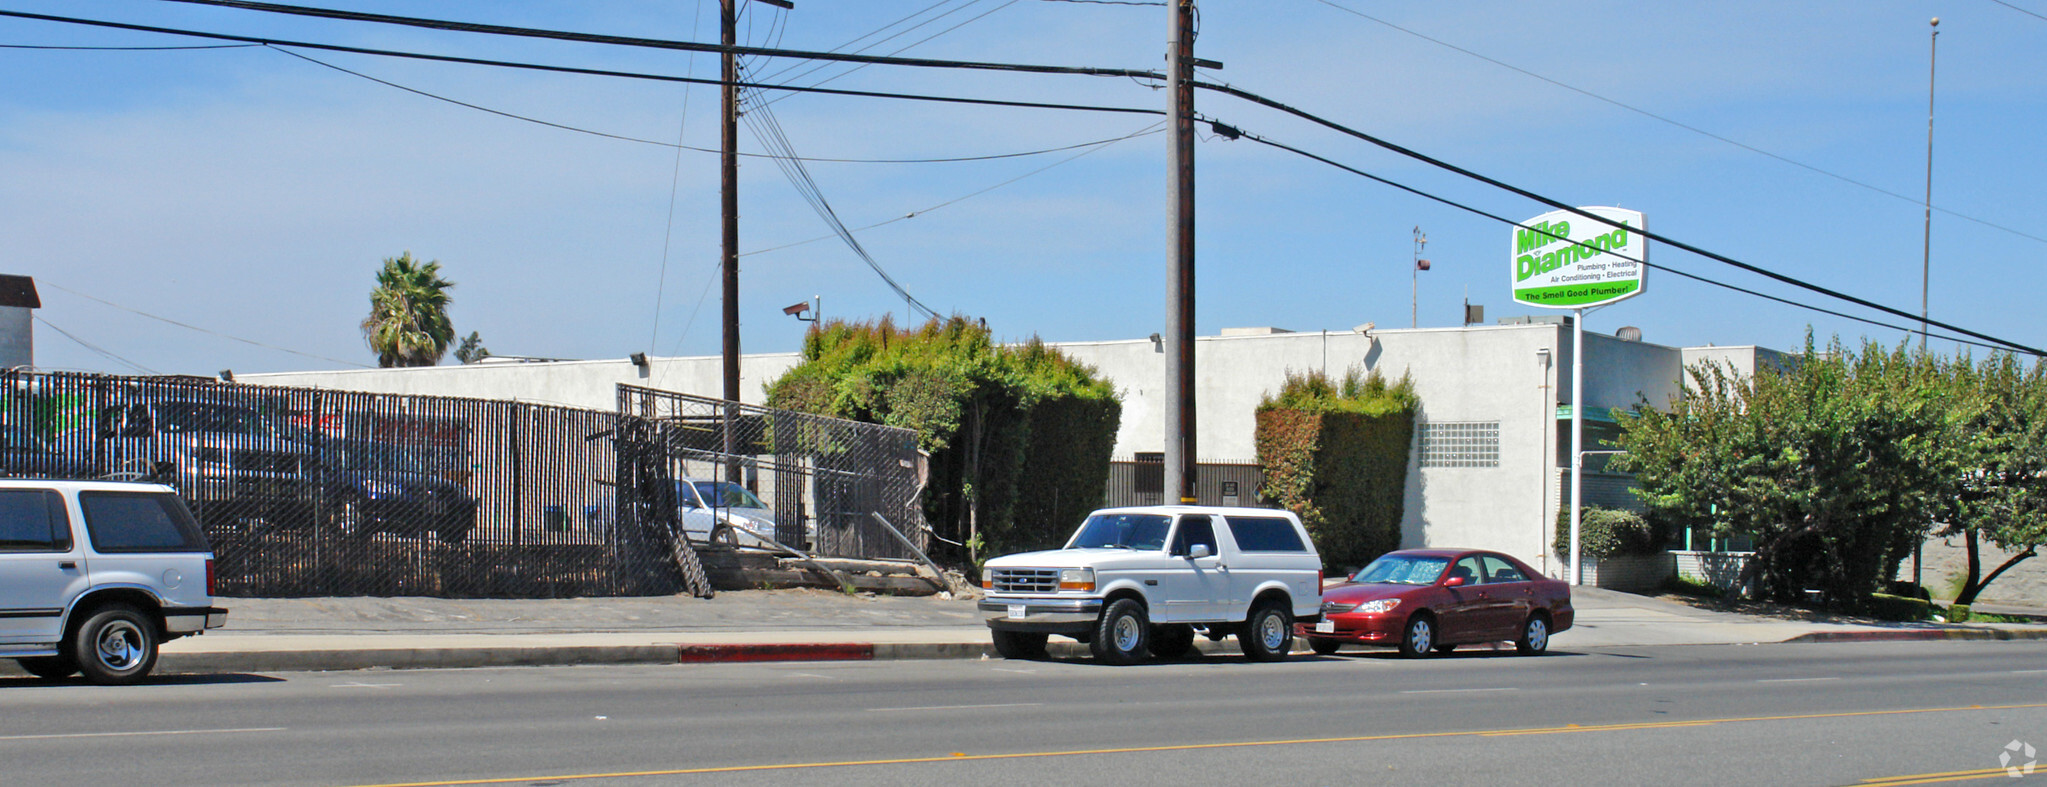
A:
[1446,557,1483,586]
[1069,513,1171,551]
[1225,516,1306,552]
[1352,554,1449,585]
[693,482,767,510]
[0,489,70,552]
[79,491,208,553]
[1169,515,1217,556]
[1481,555,1527,584]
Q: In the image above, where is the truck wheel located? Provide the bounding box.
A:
[72,605,159,686]
[1150,624,1197,659]
[1089,599,1150,665]
[17,655,79,680]
[990,629,1049,660]
[1238,601,1293,662]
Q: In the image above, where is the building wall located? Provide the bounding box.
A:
[244,353,802,411]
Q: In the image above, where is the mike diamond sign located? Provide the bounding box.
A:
[1511,206,1647,308]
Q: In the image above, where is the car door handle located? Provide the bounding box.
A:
[59,561,78,570]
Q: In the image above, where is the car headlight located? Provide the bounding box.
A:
[1059,567,1095,592]
[1358,599,1401,614]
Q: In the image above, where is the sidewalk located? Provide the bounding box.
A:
[11,587,2046,677]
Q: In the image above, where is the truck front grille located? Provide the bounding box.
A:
[991,568,1059,593]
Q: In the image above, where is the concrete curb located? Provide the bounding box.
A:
[159,645,682,675]
[1783,627,2047,644]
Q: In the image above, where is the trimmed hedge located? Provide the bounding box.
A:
[765,317,1120,563]
[1553,505,1664,559]
[1255,368,1417,570]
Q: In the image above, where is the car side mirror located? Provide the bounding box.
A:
[1443,576,1467,587]
[1186,543,1212,559]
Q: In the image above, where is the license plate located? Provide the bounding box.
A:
[1007,604,1028,619]
[1315,620,1335,633]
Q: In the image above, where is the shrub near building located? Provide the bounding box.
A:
[1255,368,1417,571]
[764,317,1120,563]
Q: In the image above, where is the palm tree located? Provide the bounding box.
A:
[361,252,456,368]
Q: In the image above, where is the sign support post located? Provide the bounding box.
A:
[1569,306,1583,586]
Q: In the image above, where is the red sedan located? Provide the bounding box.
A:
[1297,548,1573,658]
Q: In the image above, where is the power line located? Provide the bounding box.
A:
[1313,0,2047,248]
[743,121,1164,257]
[269,46,1162,163]
[151,0,1163,79]
[1194,79,2046,357]
[43,282,373,368]
[1220,122,2026,356]
[0,42,258,50]
[649,0,708,357]
[753,0,977,84]
[32,315,158,374]
[752,0,1021,113]
[0,10,1164,117]
[1988,0,2047,23]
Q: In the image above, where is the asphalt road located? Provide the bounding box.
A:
[4,640,2044,787]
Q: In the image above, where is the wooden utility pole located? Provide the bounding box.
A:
[1163,0,1197,505]
[720,0,742,482]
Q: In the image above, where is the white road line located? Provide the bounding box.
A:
[2014,669,2047,675]
[333,682,401,689]
[1400,688,1519,694]
[1758,677,1840,683]
[0,727,286,742]
[993,668,1037,674]
[867,702,1043,713]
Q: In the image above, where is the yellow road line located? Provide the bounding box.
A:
[1858,766,2014,785]
[343,702,2047,787]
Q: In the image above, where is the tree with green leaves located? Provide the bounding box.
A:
[1254,367,1418,570]
[1616,337,1965,604]
[361,252,456,368]
[454,331,490,364]
[1936,353,2047,605]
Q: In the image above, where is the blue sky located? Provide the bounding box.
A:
[5,1,2044,376]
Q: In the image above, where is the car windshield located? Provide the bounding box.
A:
[157,402,267,435]
[1067,513,1171,550]
[1352,554,1452,585]
[691,481,767,510]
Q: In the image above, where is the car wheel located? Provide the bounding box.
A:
[990,629,1049,660]
[1398,613,1435,659]
[1150,624,1198,659]
[1089,599,1150,665]
[1238,602,1293,663]
[72,605,159,686]
[1516,613,1551,655]
[1308,637,1343,656]
[17,655,79,680]
[437,510,475,544]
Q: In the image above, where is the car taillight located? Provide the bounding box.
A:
[206,558,217,596]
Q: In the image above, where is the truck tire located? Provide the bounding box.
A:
[991,629,1049,660]
[1238,601,1293,662]
[17,655,79,680]
[72,605,159,686]
[1149,624,1198,659]
[1089,599,1150,665]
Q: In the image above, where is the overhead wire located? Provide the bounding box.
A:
[649,0,709,357]
[1988,0,2047,23]
[0,10,1166,116]
[751,0,1023,113]
[1193,79,2046,356]
[1215,121,2026,356]
[43,282,373,367]
[751,0,975,84]
[33,315,158,375]
[1312,0,2047,248]
[0,42,258,50]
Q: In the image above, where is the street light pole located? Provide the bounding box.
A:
[1915,16,1938,586]
[1411,227,1428,329]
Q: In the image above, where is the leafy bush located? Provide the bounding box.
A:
[1859,593,1937,622]
[1255,368,1417,570]
[1554,505,1663,559]
[765,317,1120,563]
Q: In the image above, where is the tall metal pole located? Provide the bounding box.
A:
[1568,307,1584,586]
[1914,16,1938,586]
[720,0,742,482]
[1163,0,1198,505]
[1920,17,1938,353]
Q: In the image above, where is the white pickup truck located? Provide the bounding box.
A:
[979,505,1322,664]
[0,479,227,684]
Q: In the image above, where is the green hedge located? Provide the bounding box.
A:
[1255,368,1416,570]
[1553,505,1664,559]
[765,317,1120,563]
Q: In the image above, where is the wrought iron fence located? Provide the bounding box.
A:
[0,371,693,598]
[615,384,929,562]
[0,371,930,598]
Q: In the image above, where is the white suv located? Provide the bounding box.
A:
[980,506,1322,664]
[0,479,227,684]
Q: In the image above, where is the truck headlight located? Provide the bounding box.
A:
[1058,567,1094,592]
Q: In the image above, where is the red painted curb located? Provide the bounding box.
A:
[1785,628,2047,644]
[675,643,876,663]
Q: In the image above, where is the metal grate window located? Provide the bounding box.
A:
[1418,421,1500,468]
